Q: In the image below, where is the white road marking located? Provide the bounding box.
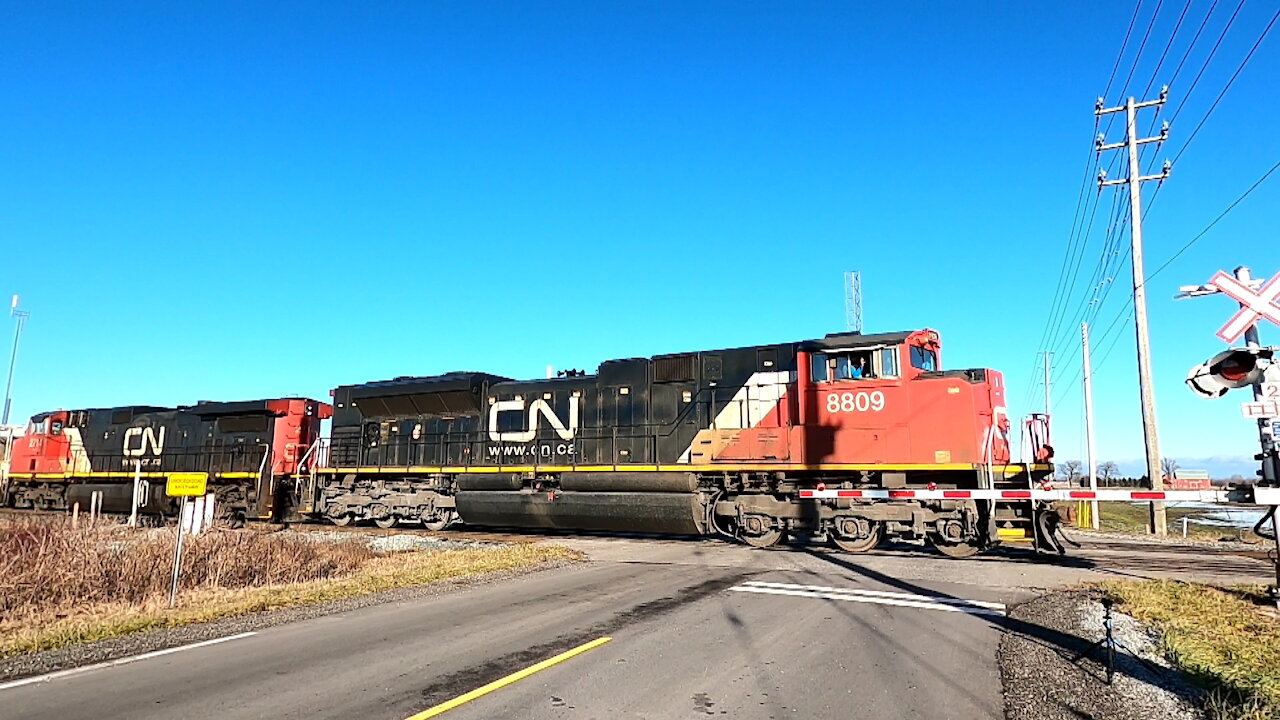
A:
[0,632,258,692]
[741,580,1006,610]
[730,580,1006,616]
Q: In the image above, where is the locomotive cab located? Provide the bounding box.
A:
[799,329,1010,468]
[8,411,75,474]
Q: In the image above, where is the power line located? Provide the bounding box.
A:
[1166,0,1222,88]
[1066,155,1280,380]
[1117,0,1167,98]
[1142,0,1196,96]
[1046,192,1132,360]
[1168,0,1248,125]
[1092,307,1135,372]
[1035,135,1103,356]
[1147,158,1280,279]
[1023,180,1120,411]
[1141,2,1274,221]
[1102,0,1155,143]
[1105,0,1149,99]
[1171,5,1280,165]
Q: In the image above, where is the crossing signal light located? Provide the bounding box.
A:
[1186,347,1274,399]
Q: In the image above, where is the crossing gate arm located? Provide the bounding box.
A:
[798,485,1277,505]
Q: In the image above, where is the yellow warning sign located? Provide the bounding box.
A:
[166,473,209,498]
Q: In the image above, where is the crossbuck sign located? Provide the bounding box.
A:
[1208,270,1280,343]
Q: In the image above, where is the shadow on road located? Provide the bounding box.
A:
[794,546,1168,688]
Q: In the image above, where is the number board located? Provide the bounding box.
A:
[825,391,886,413]
[1263,382,1280,400]
[166,473,209,498]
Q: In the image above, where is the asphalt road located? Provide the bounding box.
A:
[0,534,1272,720]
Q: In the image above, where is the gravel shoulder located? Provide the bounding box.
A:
[0,552,578,684]
[1000,589,1205,720]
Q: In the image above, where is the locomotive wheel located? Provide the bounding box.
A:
[329,512,353,527]
[374,516,399,529]
[833,523,884,554]
[422,510,456,532]
[741,528,785,549]
[930,536,982,559]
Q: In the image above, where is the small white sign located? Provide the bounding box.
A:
[1262,382,1280,400]
[1241,400,1280,419]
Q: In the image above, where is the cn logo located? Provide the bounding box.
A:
[489,397,579,442]
[123,426,166,457]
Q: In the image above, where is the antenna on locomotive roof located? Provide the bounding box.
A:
[546,365,554,379]
[844,271,863,333]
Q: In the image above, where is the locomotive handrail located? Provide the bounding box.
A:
[297,436,322,473]
[9,445,276,478]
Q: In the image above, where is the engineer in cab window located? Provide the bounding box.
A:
[852,356,869,378]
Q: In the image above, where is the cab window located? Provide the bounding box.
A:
[810,353,829,382]
[911,346,938,371]
[835,353,875,380]
[834,355,853,380]
[813,351,881,382]
[879,348,899,378]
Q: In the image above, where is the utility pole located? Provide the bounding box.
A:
[1042,350,1053,416]
[844,271,863,333]
[1082,322,1100,529]
[1096,88,1171,535]
[2,295,31,426]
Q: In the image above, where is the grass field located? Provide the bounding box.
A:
[0,519,579,658]
[1088,501,1262,543]
[1104,580,1280,720]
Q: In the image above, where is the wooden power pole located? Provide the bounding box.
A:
[1096,88,1172,535]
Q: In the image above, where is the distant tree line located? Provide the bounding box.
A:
[1053,457,1248,487]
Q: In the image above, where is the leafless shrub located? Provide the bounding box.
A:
[0,519,374,622]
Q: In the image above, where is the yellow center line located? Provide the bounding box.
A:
[404,636,613,720]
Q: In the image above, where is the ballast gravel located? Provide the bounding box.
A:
[1000,589,1204,720]
[280,529,493,553]
[0,550,577,685]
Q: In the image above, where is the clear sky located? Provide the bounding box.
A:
[2,1,1277,475]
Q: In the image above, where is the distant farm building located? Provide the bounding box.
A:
[1169,469,1212,491]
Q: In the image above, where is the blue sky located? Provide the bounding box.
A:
[2,1,1277,475]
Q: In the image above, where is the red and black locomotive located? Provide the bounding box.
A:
[3,399,328,525]
[1,328,1057,556]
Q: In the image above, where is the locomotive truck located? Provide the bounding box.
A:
[1,328,1059,556]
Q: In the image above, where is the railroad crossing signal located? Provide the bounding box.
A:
[1185,347,1275,399]
[1206,270,1280,343]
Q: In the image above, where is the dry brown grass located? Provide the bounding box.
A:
[0,520,374,616]
[0,519,579,657]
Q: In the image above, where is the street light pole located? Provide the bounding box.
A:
[2,295,31,426]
